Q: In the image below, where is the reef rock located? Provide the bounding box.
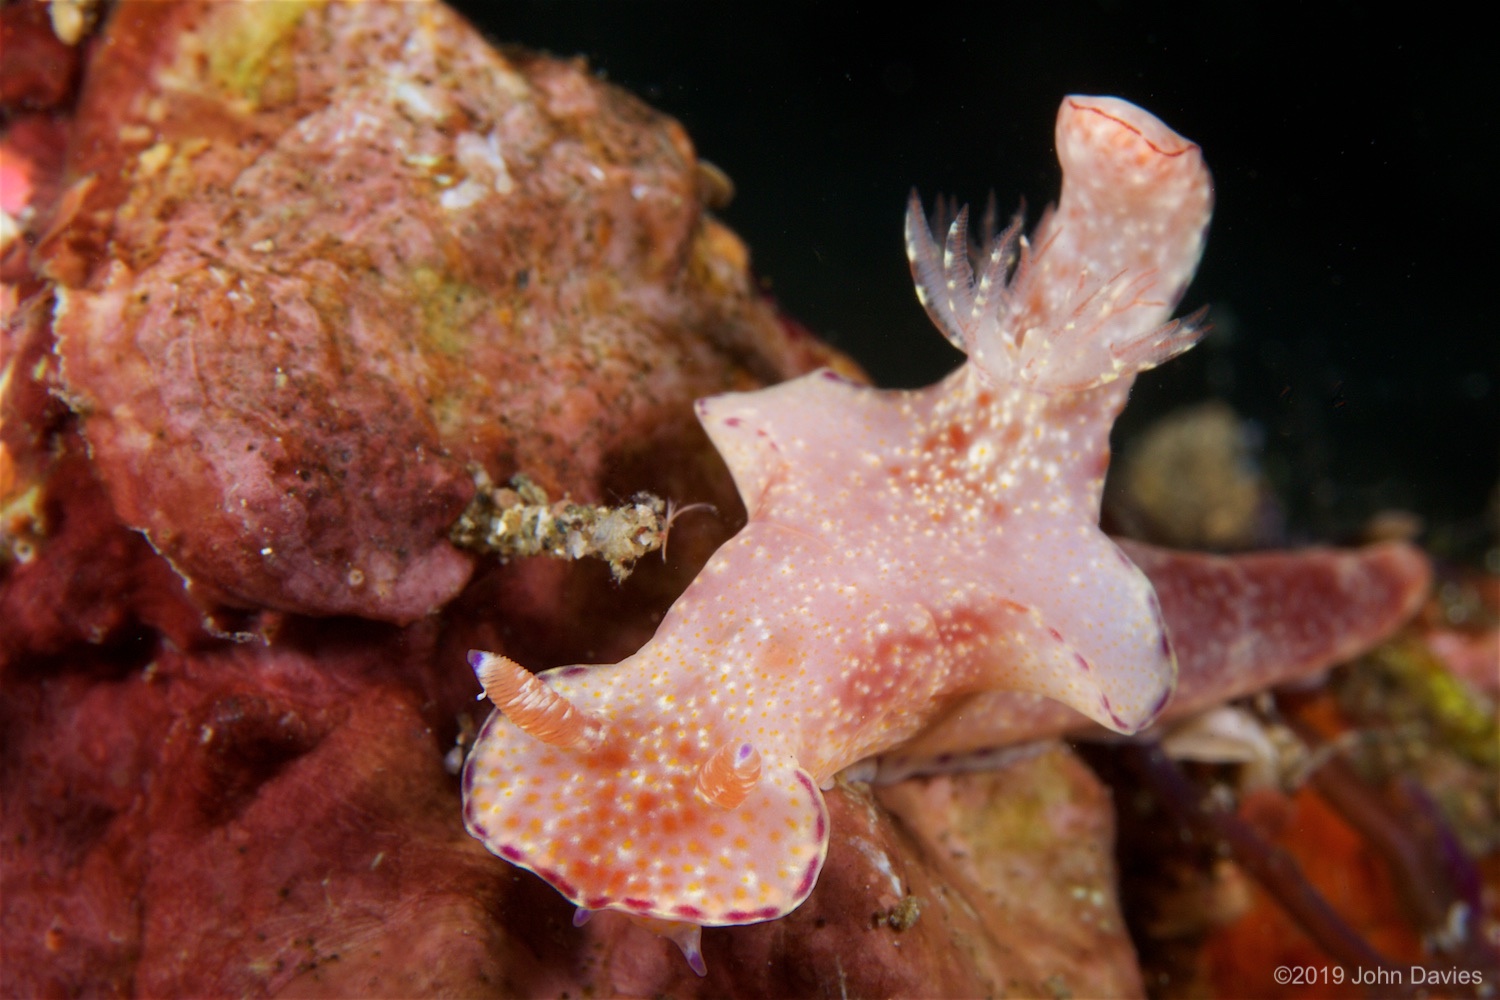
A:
[41,0,838,624]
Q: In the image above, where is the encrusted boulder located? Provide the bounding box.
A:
[41,0,841,623]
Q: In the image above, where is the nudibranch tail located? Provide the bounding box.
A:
[906,95,1213,394]
[695,741,763,810]
[469,649,602,749]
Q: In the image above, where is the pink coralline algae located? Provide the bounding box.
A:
[462,96,1427,970]
[37,0,842,624]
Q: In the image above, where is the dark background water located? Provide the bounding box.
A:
[451,1,1497,555]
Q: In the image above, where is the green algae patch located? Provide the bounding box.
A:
[203,0,321,108]
[410,266,489,359]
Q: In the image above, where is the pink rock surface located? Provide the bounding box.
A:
[3,634,497,997]
[43,1,840,623]
[876,749,1146,999]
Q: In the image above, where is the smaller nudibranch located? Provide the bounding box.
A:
[462,95,1213,970]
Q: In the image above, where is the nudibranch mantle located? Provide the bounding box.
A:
[462,96,1213,964]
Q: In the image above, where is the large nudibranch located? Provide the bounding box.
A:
[462,95,1215,969]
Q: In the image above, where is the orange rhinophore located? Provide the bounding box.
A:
[696,742,763,810]
[470,650,601,750]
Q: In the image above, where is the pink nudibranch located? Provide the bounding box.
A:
[462,95,1213,968]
